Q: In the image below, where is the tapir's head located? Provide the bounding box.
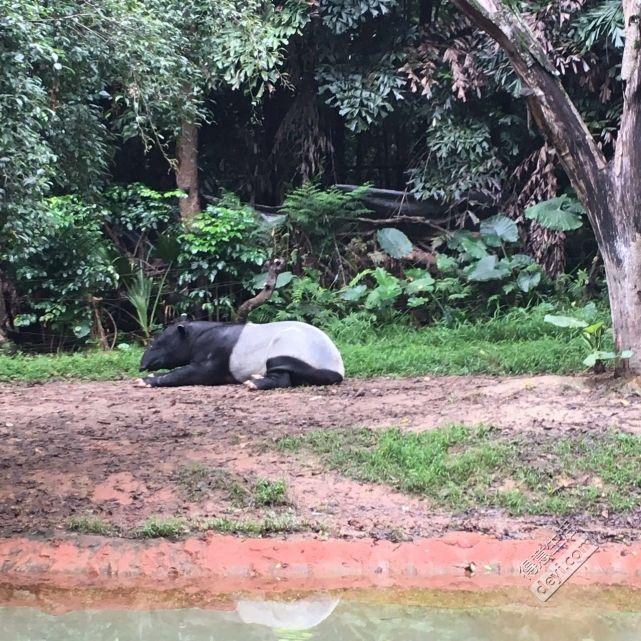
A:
[140,319,192,372]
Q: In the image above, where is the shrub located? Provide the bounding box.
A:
[177,193,268,318]
[4,195,118,339]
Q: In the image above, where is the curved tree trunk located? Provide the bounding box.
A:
[450,0,641,372]
[176,120,201,221]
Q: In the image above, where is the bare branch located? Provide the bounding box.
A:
[356,215,448,226]
[235,258,285,323]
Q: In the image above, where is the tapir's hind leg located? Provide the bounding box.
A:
[244,327,343,391]
[243,356,343,391]
[267,356,342,387]
[243,370,292,390]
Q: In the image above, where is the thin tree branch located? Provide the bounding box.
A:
[235,258,285,323]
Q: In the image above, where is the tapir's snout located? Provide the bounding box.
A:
[139,350,154,372]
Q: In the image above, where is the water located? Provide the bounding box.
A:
[3,593,641,641]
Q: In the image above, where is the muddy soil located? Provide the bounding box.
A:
[1,375,640,541]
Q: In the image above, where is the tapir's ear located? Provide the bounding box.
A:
[177,313,189,336]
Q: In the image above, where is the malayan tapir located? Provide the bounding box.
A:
[137,319,344,390]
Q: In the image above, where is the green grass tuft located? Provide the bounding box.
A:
[177,463,248,504]
[129,512,321,539]
[252,478,289,507]
[198,513,314,536]
[176,463,288,508]
[67,515,113,535]
[0,348,141,382]
[133,516,188,539]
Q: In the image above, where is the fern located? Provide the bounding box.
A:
[280,182,372,235]
[574,0,625,51]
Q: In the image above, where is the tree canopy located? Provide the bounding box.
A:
[1,0,637,368]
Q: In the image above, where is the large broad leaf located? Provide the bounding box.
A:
[517,269,541,292]
[377,227,413,258]
[340,284,368,301]
[435,253,458,272]
[448,230,488,259]
[365,268,403,308]
[580,301,599,322]
[583,321,605,335]
[73,324,91,339]
[544,314,588,329]
[584,349,633,367]
[508,253,535,270]
[583,351,617,367]
[407,296,430,308]
[251,271,294,290]
[480,214,518,243]
[406,275,435,295]
[258,213,287,230]
[465,255,511,282]
[525,195,585,231]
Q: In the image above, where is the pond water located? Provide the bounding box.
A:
[3,593,641,641]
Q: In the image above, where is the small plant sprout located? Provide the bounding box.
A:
[124,264,171,343]
[544,313,633,372]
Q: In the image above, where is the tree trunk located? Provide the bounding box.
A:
[0,285,7,344]
[0,270,12,344]
[599,189,641,371]
[602,0,641,371]
[450,0,641,372]
[176,120,201,221]
[604,246,641,370]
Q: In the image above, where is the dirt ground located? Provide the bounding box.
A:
[1,374,641,542]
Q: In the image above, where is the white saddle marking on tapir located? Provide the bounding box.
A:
[228,321,344,383]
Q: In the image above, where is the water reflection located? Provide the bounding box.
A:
[2,597,641,641]
[235,597,340,630]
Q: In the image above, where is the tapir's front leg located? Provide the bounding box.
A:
[137,364,213,388]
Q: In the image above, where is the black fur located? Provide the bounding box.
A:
[140,322,243,387]
[265,356,343,387]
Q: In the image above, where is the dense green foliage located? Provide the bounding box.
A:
[0,176,607,350]
[1,0,622,356]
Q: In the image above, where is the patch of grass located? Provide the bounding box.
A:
[176,463,288,508]
[338,325,584,377]
[252,478,289,507]
[129,513,320,539]
[506,431,641,515]
[280,425,511,507]
[277,426,641,517]
[177,462,212,501]
[133,516,188,539]
[0,308,591,382]
[177,463,248,504]
[0,348,142,382]
[198,513,316,536]
[67,515,113,535]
